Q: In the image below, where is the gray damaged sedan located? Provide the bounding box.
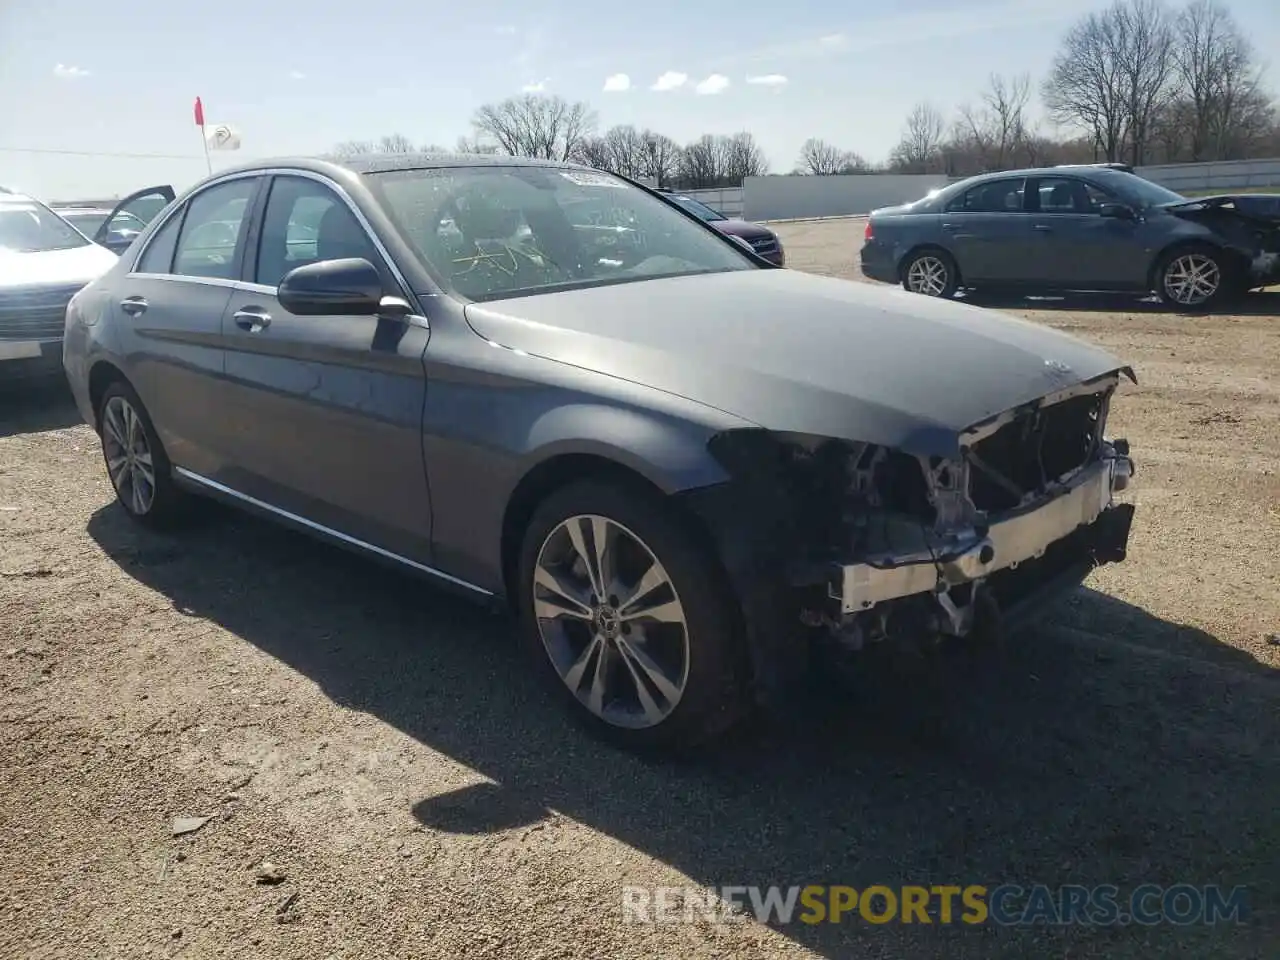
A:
[63,155,1137,751]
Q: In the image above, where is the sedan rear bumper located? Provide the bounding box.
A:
[859,239,899,284]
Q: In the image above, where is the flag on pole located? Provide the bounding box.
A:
[204,124,242,151]
[194,96,205,128]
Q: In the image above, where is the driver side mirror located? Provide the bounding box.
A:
[1098,202,1136,220]
[278,258,384,316]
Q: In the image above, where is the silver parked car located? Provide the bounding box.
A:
[63,154,1137,751]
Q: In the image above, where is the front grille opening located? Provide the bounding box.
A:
[968,392,1105,512]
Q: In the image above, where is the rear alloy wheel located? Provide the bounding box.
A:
[1157,246,1225,309]
[98,381,185,527]
[902,249,958,298]
[517,480,746,751]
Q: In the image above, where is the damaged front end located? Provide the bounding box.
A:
[703,369,1136,660]
[1164,193,1280,289]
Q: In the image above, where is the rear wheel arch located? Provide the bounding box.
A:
[88,361,129,430]
[900,243,962,281]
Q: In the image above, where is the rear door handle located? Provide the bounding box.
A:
[232,307,271,332]
[1034,224,1053,232]
[119,296,148,316]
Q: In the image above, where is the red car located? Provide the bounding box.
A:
[661,191,785,266]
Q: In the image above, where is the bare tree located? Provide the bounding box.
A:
[571,136,613,171]
[604,125,649,178]
[890,103,946,172]
[679,135,728,188]
[1172,0,1267,160]
[1043,0,1177,165]
[471,94,597,161]
[640,131,682,186]
[454,134,499,155]
[799,138,868,175]
[330,133,420,157]
[723,132,769,182]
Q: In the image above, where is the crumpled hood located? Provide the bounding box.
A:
[0,243,118,290]
[463,269,1131,458]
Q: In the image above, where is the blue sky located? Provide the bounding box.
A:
[1,0,1277,199]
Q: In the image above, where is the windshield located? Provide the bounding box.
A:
[1095,170,1186,208]
[668,195,727,222]
[366,165,756,301]
[0,200,91,253]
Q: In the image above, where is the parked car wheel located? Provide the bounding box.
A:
[901,248,959,298]
[1155,244,1227,309]
[97,381,185,527]
[516,479,746,751]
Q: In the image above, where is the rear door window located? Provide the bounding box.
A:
[947,178,1027,213]
[172,178,258,280]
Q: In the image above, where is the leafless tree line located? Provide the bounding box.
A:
[333,0,1276,185]
[331,94,767,189]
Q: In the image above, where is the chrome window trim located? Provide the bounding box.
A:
[173,467,492,596]
[131,168,415,296]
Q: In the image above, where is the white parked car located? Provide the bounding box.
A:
[0,187,171,379]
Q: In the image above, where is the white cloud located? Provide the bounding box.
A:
[494,24,517,35]
[818,33,848,48]
[53,63,90,80]
[695,74,730,95]
[650,71,688,92]
[521,77,549,93]
[602,73,631,92]
[289,70,306,80]
[746,74,788,87]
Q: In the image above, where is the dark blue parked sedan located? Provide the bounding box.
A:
[860,165,1280,308]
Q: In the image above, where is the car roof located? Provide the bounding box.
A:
[957,165,1131,185]
[51,205,115,214]
[206,152,592,183]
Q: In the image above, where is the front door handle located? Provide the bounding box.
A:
[232,307,271,332]
[120,296,148,316]
[1034,224,1053,232]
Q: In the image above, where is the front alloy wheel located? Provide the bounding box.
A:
[533,514,690,730]
[1160,249,1223,308]
[102,394,156,516]
[517,480,747,750]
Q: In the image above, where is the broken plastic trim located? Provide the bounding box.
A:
[828,444,1133,616]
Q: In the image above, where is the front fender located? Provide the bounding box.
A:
[520,403,733,495]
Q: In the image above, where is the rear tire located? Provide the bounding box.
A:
[901,248,960,298]
[97,381,186,529]
[516,479,748,752]
[1154,244,1229,310]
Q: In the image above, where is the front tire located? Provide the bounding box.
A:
[97,381,185,528]
[1155,244,1228,310]
[901,248,959,298]
[516,479,747,752]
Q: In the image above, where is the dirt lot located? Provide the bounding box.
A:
[2,219,1277,959]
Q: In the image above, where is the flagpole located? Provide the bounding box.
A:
[201,125,212,176]
[194,96,212,176]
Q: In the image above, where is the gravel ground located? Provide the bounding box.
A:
[1,220,1277,959]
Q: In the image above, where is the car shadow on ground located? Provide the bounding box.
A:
[0,378,84,439]
[963,289,1280,317]
[87,503,1277,958]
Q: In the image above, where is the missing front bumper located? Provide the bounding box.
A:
[829,451,1135,619]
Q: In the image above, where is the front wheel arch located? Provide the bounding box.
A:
[1148,240,1245,306]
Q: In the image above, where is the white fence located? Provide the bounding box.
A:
[680,186,745,218]
[1134,157,1280,193]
